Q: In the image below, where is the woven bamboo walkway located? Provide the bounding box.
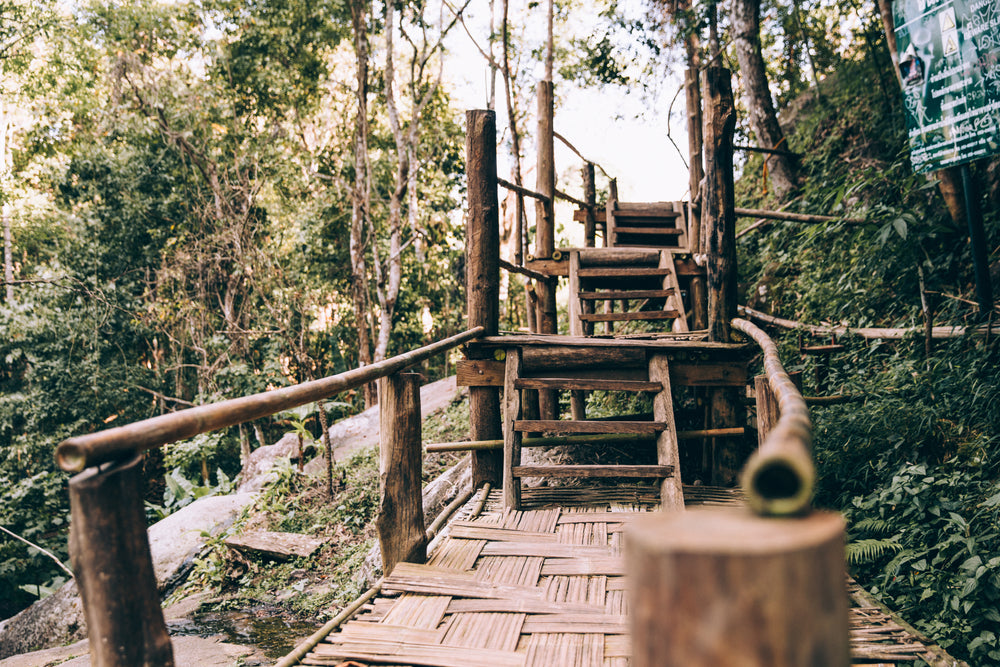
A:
[297,485,961,667]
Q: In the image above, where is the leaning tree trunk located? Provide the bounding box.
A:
[730,0,797,200]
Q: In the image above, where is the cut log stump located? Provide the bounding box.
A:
[626,508,849,667]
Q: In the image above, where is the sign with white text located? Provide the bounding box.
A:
[893,0,1000,172]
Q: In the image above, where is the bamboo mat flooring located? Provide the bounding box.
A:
[296,486,962,667]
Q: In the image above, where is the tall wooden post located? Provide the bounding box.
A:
[69,455,174,667]
[583,162,597,248]
[376,372,427,574]
[534,80,558,420]
[702,66,737,343]
[627,509,849,667]
[686,66,708,331]
[465,110,503,486]
[702,67,742,485]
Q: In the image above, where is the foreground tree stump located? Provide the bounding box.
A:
[626,508,848,667]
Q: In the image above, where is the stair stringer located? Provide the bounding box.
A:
[649,353,685,511]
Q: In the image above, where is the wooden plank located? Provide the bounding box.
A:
[513,420,666,434]
[456,359,504,387]
[448,523,558,543]
[475,334,749,350]
[573,208,608,223]
[524,258,567,277]
[446,598,605,615]
[382,562,546,600]
[578,247,661,265]
[540,557,625,576]
[556,512,640,524]
[649,354,683,510]
[514,378,661,392]
[579,311,681,323]
[671,361,748,386]
[224,531,325,561]
[338,621,447,645]
[605,635,632,658]
[521,614,628,634]
[616,202,683,216]
[480,542,614,558]
[577,267,671,278]
[311,639,525,667]
[578,288,676,300]
[503,348,523,509]
[512,464,674,478]
[613,226,685,235]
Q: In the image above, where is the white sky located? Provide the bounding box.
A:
[439,1,692,206]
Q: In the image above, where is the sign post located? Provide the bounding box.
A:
[892,0,999,315]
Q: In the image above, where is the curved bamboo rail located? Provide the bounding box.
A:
[56,327,485,472]
[732,317,815,516]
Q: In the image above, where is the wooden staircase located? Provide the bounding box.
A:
[605,184,689,250]
[502,346,684,511]
[568,248,689,336]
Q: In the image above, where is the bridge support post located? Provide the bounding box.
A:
[69,454,174,667]
[465,109,503,487]
[376,371,427,574]
[534,80,558,421]
[627,509,849,667]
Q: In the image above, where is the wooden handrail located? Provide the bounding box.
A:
[56,327,485,472]
[732,317,814,516]
[497,177,550,203]
[499,258,548,282]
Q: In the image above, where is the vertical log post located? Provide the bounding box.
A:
[583,162,597,248]
[686,65,709,331]
[627,508,850,667]
[69,455,175,667]
[376,372,427,574]
[702,66,743,484]
[755,371,802,447]
[702,66,737,343]
[465,109,503,486]
[534,80,558,420]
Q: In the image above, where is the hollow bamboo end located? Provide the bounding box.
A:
[741,447,815,516]
[56,442,87,473]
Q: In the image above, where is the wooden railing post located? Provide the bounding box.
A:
[69,454,174,667]
[376,372,427,574]
[583,162,596,248]
[702,66,737,343]
[465,110,503,487]
[627,509,849,666]
[534,80,558,420]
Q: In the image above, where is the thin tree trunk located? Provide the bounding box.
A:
[350,0,375,407]
[3,203,12,304]
[729,0,797,199]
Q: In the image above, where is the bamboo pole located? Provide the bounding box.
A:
[733,317,814,516]
[734,207,868,225]
[57,327,484,472]
[738,304,1000,339]
[465,109,503,487]
[497,177,550,202]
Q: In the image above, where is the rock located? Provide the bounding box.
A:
[238,432,304,494]
[0,493,255,660]
[0,635,264,667]
[224,531,325,561]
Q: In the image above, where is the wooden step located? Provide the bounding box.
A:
[613,226,685,236]
[613,206,681,218]
[513,419,666,434]
[514,377,662,392]
[512,464,674,478]
[580,310,680,323]
[577,267,671,278]
[578,288,676,300]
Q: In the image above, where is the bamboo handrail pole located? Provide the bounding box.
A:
[56,327,485,472]
[734,207,868,225]
[273,579,384,667]
[555,188,587,208]
[732,317,815,516]
[497,177,550,203]
[739,304,1000,339]
[499,258,548,282]
[425,483,480,541]
[426,428,746,453]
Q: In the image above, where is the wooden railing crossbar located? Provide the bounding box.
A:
[56,327,485,473]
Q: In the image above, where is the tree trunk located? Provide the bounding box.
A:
[729,0,797,200]
[350,0,375,407]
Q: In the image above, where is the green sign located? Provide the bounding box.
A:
[893,0,1000,173]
